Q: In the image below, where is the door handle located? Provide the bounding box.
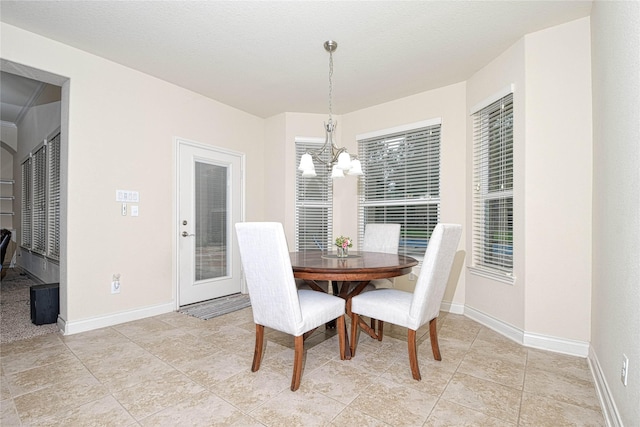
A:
[182,231,195,237]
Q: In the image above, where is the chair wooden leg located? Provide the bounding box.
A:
[429,317,441,361]
[378,320,384,341]
[337,315,346,360]
[350,313,360,357]
[408,329,421,380]
[291,335,304,391]
[252,324,264,372]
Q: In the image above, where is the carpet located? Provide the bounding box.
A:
[1,269,59,344]
[179,293,251,320]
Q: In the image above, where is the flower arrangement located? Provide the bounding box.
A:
[335,236,353,249]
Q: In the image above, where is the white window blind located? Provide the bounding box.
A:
[295,139,333,251]
[358,122,441,258]
[20,131,61,261]
[472,93,514,281]
[21,157,32,249]
[32,145,47,254]
[47,133,61,259]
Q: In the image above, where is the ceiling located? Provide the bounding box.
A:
[0,1,592,119]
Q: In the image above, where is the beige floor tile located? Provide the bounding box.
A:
[6,356,93,396]
[425,399,516,426]
[349,377,438,426]
[177,348,254,388]
[304,358,378,404]
[112,317,178,339]
[1,398,21,426]
[519,392,605,426]
[61,326,131,357]
[80,342,176,392]
[526,348,593,382]
[380,357,455,397]
[112,369,205,420]
[139,389,246,426]
[523,366,601,412]
[329,406,391,426]
[440,372,521,424]
[0,308,606,426]
[1,336,76,376]
[249,387,346,427]
[32,395,136,427]
[210,368,291,412]
[457,349,526,390]
[13,373,109,424]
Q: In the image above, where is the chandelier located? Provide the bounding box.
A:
[298,40,363,179]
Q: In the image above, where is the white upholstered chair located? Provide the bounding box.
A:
[363,223,401,289]
[235,222,346,391]
[350,223,462,380]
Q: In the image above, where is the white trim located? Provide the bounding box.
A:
[464,305,524,345]
[524,331,589,357]
[464,305,590,357]
[469,84,515,115]
[468,266,516,285]
[588,346,623,427]
[356,118,442,141]
[58,302,175,335]
[441,300,465,315]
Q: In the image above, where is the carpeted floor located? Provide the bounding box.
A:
[0,268,59,344]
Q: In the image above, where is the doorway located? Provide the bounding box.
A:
[177,139,243,306]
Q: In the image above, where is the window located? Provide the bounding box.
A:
[471,91,513,281]
[295,139,332,250]
[358,120,441,258]
[21,131,61,261]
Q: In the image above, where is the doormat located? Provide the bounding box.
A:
[179,293,251,320]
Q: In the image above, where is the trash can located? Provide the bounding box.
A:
[30,283,59,325]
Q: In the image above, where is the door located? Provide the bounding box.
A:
[178,140,243,306]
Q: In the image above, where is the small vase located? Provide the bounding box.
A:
[337,246,348,258]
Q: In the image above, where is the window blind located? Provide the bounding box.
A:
[21,158,32,249]
[358,123,441,258]
[472,93,514,280]
[47,133,61,259]
[32,145,47,255]
[295,139,333,251]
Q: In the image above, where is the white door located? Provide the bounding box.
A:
[178,140,243,306]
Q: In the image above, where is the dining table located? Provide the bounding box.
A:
[290,250,418,358]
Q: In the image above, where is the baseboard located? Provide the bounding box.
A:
[462,305,589,357]
[441,300,465,315]
[588,346,623,427]
[524,330,589,357]
[58,302,175,335]
[463,305,524,345]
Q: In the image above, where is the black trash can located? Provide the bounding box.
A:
[30,283,59,325]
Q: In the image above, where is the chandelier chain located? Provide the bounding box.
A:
[328,49,333,124]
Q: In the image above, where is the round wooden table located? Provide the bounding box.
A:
[290,251,418,358]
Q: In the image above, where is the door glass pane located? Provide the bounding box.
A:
[195,162,227,281]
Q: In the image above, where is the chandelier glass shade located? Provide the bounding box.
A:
[298,40,363,179]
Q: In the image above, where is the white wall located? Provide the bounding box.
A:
[1,23,265,332]
[590,1,640,425]
[523,18,592,344]
[466,38,527,331]
[465,19,593,352]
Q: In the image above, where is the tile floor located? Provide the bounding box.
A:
[1,309,604,426]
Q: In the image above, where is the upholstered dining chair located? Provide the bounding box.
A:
[349,223,462,381]
[235,222,346,391]
[363,223,401,289]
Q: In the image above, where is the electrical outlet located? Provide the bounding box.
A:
[621,354,629,386]
[111,274,121,294]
